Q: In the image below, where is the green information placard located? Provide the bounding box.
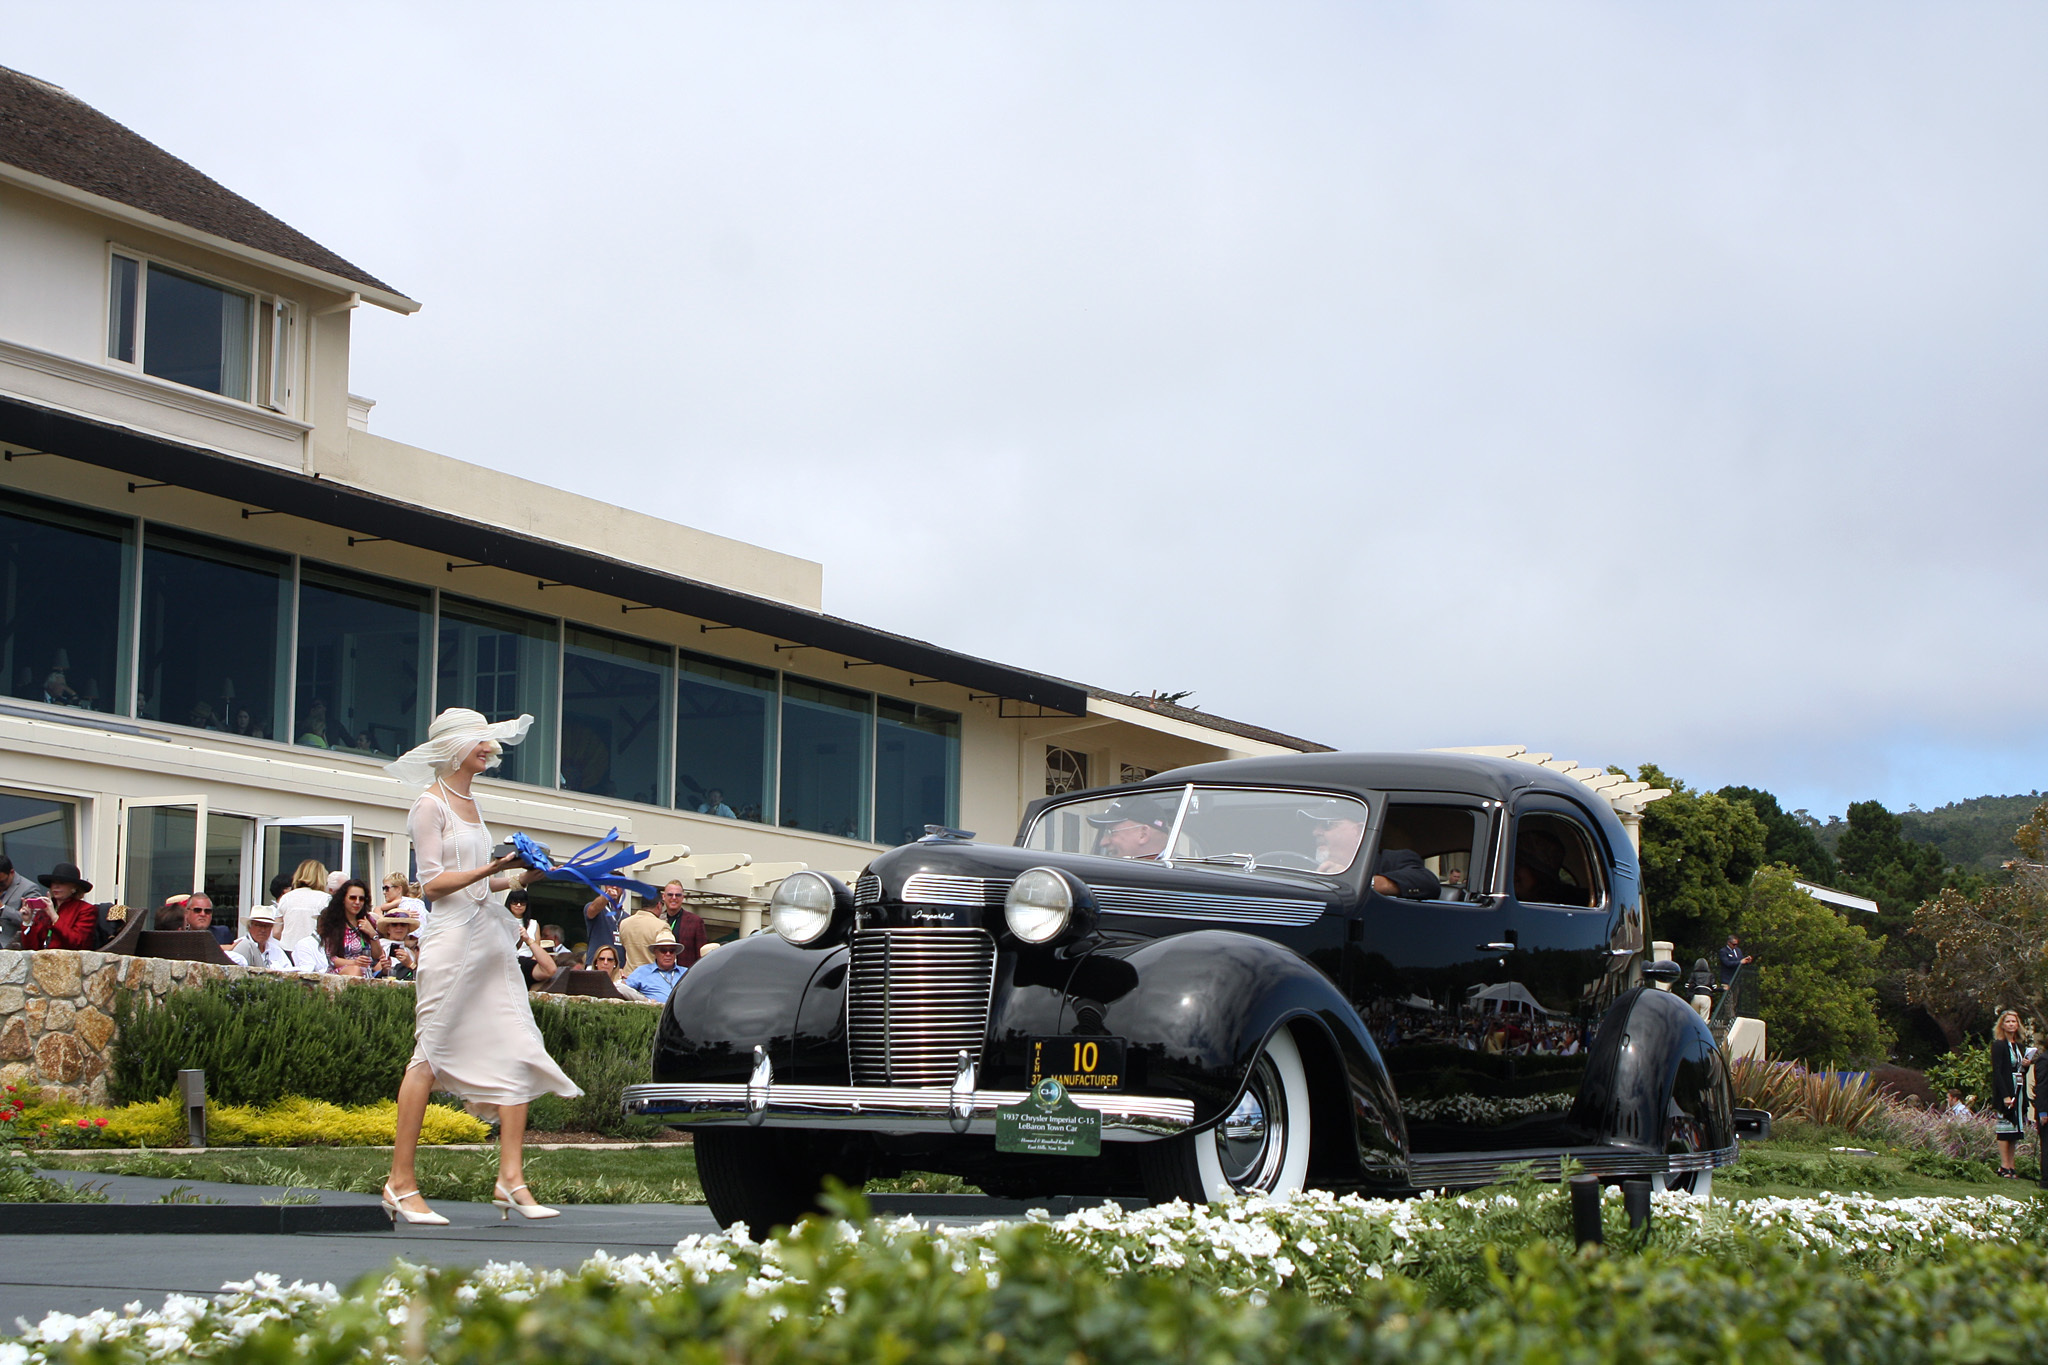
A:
[995,1078,1102,1157]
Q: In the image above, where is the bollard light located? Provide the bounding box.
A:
[1568,1173,1602,1247]
[1622,1178,1652,1233]
[178,1069,206,1148]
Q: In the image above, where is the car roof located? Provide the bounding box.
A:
[1146,751,1603,807]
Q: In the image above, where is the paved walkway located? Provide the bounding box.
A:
[5,1172,1125,1329]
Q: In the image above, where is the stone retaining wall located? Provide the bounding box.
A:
[0,950,649,1106]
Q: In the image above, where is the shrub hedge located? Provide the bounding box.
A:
[17,1192,2048,1364]
[111,977,659,1134]
[18,1094,488,1148]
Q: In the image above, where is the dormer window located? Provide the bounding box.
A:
[106,251,295,410]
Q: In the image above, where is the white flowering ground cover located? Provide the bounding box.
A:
[8,1185,2045,1365]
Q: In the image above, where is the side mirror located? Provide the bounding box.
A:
[1640,959,1684,984]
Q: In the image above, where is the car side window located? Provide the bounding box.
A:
[1512,812,1604,908]
[1378,804,1488,902]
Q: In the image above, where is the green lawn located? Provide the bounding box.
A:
[39,1134,2022,1205]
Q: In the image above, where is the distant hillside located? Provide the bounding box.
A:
[1900,794,2045,873]
[1813,793,2046,873]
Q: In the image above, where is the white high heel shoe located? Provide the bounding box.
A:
[492,1182,559,1220]
[381,1184,450,1226]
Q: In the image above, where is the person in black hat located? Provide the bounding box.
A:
[23,861,98,950]
[1085,796,1178,860]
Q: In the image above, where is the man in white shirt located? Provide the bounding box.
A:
[229,905,293,970]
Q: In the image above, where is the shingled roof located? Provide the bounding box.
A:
[0,65,408,304]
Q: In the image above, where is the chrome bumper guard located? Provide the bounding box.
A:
[622,1047,1195,1141]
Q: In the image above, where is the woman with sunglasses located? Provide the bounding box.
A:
[294,879,386,977]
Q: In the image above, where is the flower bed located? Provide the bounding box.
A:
[12,1186,2048,1363]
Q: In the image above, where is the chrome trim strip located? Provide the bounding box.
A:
[899,873,1006,906]
[622,1081,1195,1140]
[1088,885,1325,926]
[1406,1143,1741,1188]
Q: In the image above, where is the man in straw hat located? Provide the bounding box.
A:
[621,928,687,1004]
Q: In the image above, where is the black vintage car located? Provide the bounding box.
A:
[623,752,1738,1231]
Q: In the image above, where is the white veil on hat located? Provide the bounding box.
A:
[385,708,534,789]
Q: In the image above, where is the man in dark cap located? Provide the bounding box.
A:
[1085,796,1178,861]
[1301,802,1440,898]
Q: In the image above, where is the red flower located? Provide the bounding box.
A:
[94,1118,108,1128]
[75,1119,90,1129]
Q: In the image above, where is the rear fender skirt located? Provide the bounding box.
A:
[1569,986,1735,1152]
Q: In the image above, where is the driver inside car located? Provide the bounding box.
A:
[1302,803,1440,898]
[1085,796,1177,860]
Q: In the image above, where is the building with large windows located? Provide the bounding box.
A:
[0,65,1322,937]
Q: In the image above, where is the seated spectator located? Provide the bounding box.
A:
[155,899,188,930]
[0,854,28,952]
[374,873,426,937]
[181,892,235,945]
[294,879,385,976]
[590,945,624,985]
[229,905,292,970]
[276,861,330,948]
[387,932,420,981]
[621,931,686,1004]
[22,862,97,950]
[517,920,559,990]
[698,788,736,819]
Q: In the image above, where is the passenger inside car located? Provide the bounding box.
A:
[1513,821,1596,906]
[1305,802,1441,897]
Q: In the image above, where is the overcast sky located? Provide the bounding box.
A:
[11,4,2046,820]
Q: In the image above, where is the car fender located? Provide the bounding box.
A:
[654,933,838,1083]
[1082,930,1407,1184]
[1569,986,1735,1153]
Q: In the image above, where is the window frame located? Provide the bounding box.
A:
[1508,803,1611,911]
[103,243,299,413]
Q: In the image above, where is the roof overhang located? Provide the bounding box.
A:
[0,395,1086,713]
[0,162,421,314]
[1792,879,1881,914]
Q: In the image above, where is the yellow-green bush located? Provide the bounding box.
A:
[18,1091,488,1148]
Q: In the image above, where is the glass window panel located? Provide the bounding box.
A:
[108,254,139,362]
[295,564,431,758]
[435,596,559,787]
[561,627,671,805]
[260,823,346,890]
[204,814,251,933]
[0,490,132,715]
[874,699,959,845]
[780,677,871,840]
[138,528,288,737]
[0,791,77,881]
[125,805,198,912]
[675,651,776,824]
[143,264,252,400]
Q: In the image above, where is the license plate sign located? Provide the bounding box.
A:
[1026,1036,1127,1091]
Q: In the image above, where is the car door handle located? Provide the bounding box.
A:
[1477,942,1516,953]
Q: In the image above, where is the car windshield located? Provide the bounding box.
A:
[1024,786,1371,878]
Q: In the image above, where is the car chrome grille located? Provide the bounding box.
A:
[847,927,997,1086]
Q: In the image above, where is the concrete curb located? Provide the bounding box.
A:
[8,1203,391,1234]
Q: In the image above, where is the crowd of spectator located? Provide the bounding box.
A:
[3,853,727,1005]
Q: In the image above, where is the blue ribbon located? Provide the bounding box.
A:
[510,829,667,904]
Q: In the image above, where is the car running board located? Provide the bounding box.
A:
[1406,1142,1738,1191]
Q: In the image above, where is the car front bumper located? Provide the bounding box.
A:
[622,1063,1195,1141]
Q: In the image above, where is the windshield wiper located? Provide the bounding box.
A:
[1168,853,1255,869]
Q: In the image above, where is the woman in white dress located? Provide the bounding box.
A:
[381,708,582,1224]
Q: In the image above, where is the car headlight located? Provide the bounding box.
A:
[1006,867,1075,945]
[770,871,838,945]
